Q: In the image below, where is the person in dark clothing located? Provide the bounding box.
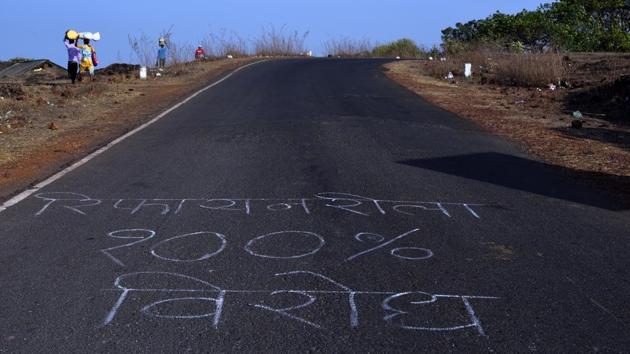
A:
[68,60,79,84]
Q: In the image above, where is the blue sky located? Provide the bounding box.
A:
[0,0,545,66]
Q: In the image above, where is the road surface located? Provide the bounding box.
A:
[1,59,629,352]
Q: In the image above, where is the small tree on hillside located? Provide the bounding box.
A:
[372,38,422,58]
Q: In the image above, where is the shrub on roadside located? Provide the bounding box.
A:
[372,38,422,58]
[9,58,35,63]
[427,45,442,59]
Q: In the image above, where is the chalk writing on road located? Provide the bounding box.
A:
[25,191,504,337]
[33,192,488,219]
[100,228,433,266]
[102,270,499,335]
[347,229,432,261]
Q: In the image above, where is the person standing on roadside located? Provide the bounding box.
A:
[195,45,206,61]
[63,30,82,84]
[78,37,97,80]
[157,41,167,69]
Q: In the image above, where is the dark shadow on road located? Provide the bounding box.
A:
[399,152,629,211]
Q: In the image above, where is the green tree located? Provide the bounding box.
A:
[441,0,630,52]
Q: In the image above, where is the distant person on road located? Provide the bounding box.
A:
[63,31,82,84]
[78,37,97,80]
[195,45,206,61]
[157,42,167,69]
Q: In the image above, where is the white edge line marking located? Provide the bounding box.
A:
[0,60,267,213]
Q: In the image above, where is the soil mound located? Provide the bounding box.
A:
[0,83,26,100]
[98,63,140,76]
[568,75,630,123]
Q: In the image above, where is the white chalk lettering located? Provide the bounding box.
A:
[103,270,499,335]
[316,192,386,216]
[347,229,425,262]
[199,199,252,215]
[100,229,156,267]
[253,291,323,329]
[101,228,436,266]
[244,231,325,259]
[34,192,102,216]
[150,231,227,263]
[32,192,491,219]
[382,292,492,335]
[103,271,225,327]
[265,199,311,214]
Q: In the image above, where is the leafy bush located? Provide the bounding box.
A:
[427,45,442,59]
[10,58,35,63]
[441,0,630,52]
[372,38,422,58]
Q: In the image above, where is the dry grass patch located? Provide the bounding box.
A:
[491,54,565,87]
[422,52,566,87]
[253,25,309,57]
[323,38,373,57]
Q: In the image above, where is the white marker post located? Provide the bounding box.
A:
[464,63,472,78]
[139,66,147,80]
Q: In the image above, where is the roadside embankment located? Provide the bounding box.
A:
[385,54,630,204]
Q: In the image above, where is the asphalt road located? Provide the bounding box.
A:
[1,59,630,353]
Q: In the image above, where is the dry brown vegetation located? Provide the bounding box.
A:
[130,26,310,65]
[492,53,565,87]
[128,32,156,67]
[419,51,630,121]
[323,38,374,57]
[422,51,566,87]
[253,25,309,57]
[201,30,249,58]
